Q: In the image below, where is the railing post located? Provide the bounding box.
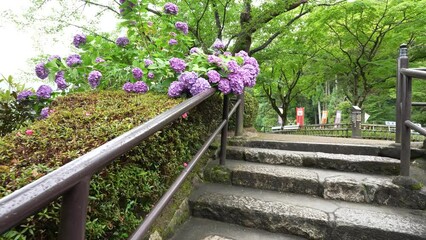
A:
[235,91,245,136]
[396,44,408,143]
[400,74,412,176]
[59,176,91,240]
[220,94,230,165]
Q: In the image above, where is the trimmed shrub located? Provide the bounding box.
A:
[0,91,222,239]
[229,91,258,129]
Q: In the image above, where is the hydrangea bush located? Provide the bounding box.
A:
[16,0,260,121]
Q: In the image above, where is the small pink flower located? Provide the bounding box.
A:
[25,129,34,135]
[183,162,188,168]
[181,112,188,119]
[85,112,92,116]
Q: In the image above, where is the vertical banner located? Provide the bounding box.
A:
[296,107,304,126]
[334,110,342,128]
[321,110,328,125]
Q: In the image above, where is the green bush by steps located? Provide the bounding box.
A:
[0,90,225,239]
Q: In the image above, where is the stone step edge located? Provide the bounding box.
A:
[204,160,426,210]
[226,146,400,175]
[189,184,426,240]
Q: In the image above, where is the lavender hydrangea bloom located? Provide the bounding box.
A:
[164,2,178,15]
[132,67,143,80]
[212,39,225,50]
[36,85,53,99]
[178,71,198,88]
[96,57,105,63]
[35,63,49,79]
[147,72,154,79]
[207,55,222,65]
[175,22,188,35]
[48,55,61,62]
[235,50,249,58]
[144,59,153,67]
[122,82,134,93]
[66,54,82,67]
[229,75,244,95]
[244,57,260,74]
[242,64,257,87]
[116,37,129,47]
[17,90,34,101]
[169,39,178,45]
[218,79,231,94]
[40,107,50,119]
[168,81,185,98]
[227,60,240,73]
[207,70,221,83]
[190,47,200,54]
[190,77,211,96]
[223,52,232,57]
[88,70,102,88]
[55,72,68,90]
[73,34,86,48]
[169,58,186,73]
[133,81,149,93]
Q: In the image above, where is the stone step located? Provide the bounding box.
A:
[189,183,426,240]
[170,217,306,240]
[228,139,426,159]
[205,160,426,209]
[226,146,400,175]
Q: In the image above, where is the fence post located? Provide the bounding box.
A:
[396,44,408,143]
[400,73,412,176]
[58,176,91,240]
[220,95,230,165]
[235,91,245,136]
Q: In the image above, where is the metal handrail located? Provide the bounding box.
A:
[0,88,243,239]
[400,68,426,79]
[129,98,241,239]
[405,120,426,136]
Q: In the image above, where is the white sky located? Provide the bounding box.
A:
[0,0,118,90]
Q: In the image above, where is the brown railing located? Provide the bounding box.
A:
[0,88,244,239]
[396,44,426,176]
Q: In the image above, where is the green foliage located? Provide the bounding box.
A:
[0,91,223,239]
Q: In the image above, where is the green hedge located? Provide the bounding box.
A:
[0,91,223,239]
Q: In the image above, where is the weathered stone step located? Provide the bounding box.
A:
[228,139,426,159]
[226,146,400,175]
[205,160,426,209]
[170,217,306,240]
[190,183,426,240]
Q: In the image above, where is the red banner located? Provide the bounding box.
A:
[296,107,304,126]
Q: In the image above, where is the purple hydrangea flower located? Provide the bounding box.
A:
[178,71,198,88]
[190,77,211,96]
[223,52,232,57]
[212,39,225,50]
[244,57,260,75]
[168,81,185,98]
[96,57,105,63]
[73,34,86,48]
[218,79,231,94]
[40,107,50,119]
[207,70,221,83]
[132,67,143,80]
[17,90,34,101]
[175,22,188,35]
[88,70,102,88]
[207,55,222,65]
[66,54,82,67]
[190,47,200,54]
[55,71,68,90]
[144,59,153,67]
[133,81,149,93]
[242,64,257,87]
[122,82,134,93]
[228,74,244,95]
[235,50,249,58]
[169,57,186,73]
[227,60,240,73]
[116,36,129,47]
[35,63,49,79]
[169,39,178,45]
[148,72,154,79]
[36,85,53,99]
[48,55,61,62]
[164,2,178,15]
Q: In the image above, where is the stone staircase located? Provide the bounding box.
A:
[171,138,426,240]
